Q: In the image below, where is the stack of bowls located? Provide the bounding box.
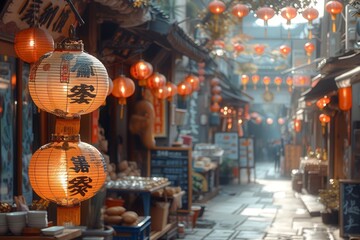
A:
[0,213,8,234]
[27,211,48,229]
[6,212,27,235]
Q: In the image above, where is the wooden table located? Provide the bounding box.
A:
[0,229,81,240]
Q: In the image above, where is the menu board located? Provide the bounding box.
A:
[339,180,360,238]
[148,147,192,212]
[214,132,238,161]
[239,138,255,168]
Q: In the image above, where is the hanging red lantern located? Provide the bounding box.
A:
[316,96,330,109]
[212,85,222,94]
[252,75,260,89]
[278,118,285,125]
[152,85,169,100]
[233,43,245,55]
[280,6,297,25]
[274,77,282,91]
[210,102,221,112]
[130,59,153,86]
[263,76,271,90]
[211,77,220,86]
[147,72,166,89]
[112,75,136,118]
[254,44,265,55]
[185,74,200,92]
[14,27,54,63]
[211,94,222,103]
[286,76,293,92]
[241,74,249,91]
[231,4,249,19]
[279,45,291,57]
[325,1,343,32]
[256,7,275,26]
[294,119,302,132]
[302,7,319,39]
[177,81,192,96]
[304,42,315,56]
[319,114,331,123]
[338,87,352,111]
[166,82,177,101]
[208,0,226,14]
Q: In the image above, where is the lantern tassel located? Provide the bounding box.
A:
[118,98,126,119]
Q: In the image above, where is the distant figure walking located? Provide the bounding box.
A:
[273,140,282,172]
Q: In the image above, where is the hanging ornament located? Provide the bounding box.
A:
[28,36,109,118]
[210,102,220,113]
[274,77,282,91]
[146,72,166,89]
[316,96,330,109]
[211,94,222,103]
[252,75,260,89]
[279,45,291,57]
[211,85,222,94]
[208,0,226,33]
[184,74,200,92]
[177,81,192,96]
[240,74,249,91]
[210,77,220,86]
[112,75,136,118]
[152,85,169,100]
[166,82,177,102]
[319,113,331,123]
[286,76,293,92]
[302,7,319,39]
[338,87,352,111]
[294,119,302,132]
[233,43,245,57]
[14,27,54,63]
[263,76,271,91]
[130,59,153,87]
[304,42,315,64]
[325,1,343,32]
[231,3,249,33]
[254,44,265,55]
[256,7,275,37]
[280,6,297,38]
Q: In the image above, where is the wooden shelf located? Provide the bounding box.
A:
[0,229,81,240]
[150,222,176,240]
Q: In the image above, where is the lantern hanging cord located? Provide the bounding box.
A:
[64,0,85,26]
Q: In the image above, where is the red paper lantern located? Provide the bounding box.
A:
[177,81,192,96]
[256,7,275,26]
[112,75,136,105]
[280,6,297,25]
[338,87,352,111]
[212,85,222,94]
[234,43,245,54]
[325,1,343,32]
[304,42,315,56]
[211,77,220,86]
[274,77,282,91]
[130,60,153,86]
[279,45,291,57]
[147,72,166,89]
[208,0,226,14]
[286,76,293,92]
[252,75,260,89]
[14,27,54,63]
[302,7,319,39]
[319,114,331,123]
[294,119,302,132]
[152,85,169,100]
[231,4,249,19]
[316,96,330,109]
[210,102,220,112]
[263,76,271,85]
[211,94,222,103]
[185,74,200,92]
[254,44,265,55]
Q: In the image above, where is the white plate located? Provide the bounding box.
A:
[41,226,65,236]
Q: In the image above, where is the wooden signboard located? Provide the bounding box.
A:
[339,180,360,238]
[148,147,192,212]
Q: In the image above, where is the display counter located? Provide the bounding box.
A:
[0,229,81,240]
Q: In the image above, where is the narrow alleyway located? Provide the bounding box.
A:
[180,161,341,240]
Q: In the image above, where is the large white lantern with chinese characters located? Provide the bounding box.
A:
[28,38,109,118]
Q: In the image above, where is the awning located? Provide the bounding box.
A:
[301,50,360,100]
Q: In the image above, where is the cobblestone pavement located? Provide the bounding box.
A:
[178,161,342,240]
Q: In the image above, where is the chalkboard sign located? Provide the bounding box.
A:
[339,180,360,238]
[148,147,192,212]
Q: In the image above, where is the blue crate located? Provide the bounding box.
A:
[112,216,151,240]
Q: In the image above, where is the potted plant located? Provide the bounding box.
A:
[318,179,339,225]
[219,158,233,185]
